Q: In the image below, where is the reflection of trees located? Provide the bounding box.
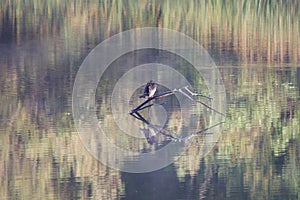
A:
[218,67,300,199]
[0,115,123,199]
[0,0,299,199]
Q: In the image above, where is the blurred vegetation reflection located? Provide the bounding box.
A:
[0,0,299,199]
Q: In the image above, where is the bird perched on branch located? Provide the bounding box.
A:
[139,80,157,98]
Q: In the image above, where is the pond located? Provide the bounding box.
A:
[0,1,299,199]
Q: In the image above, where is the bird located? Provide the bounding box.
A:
[139,80,157,98]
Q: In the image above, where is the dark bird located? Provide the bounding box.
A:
[139,80,157,98]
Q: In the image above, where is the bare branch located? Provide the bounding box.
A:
[183,86,213,100]
[129,85,225,143]
[129,90,175,114]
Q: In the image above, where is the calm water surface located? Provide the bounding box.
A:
[0,1,299,199]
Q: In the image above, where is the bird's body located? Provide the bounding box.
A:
[139,80,157,98]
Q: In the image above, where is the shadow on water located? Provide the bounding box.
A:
[121,166,182,200]
[121,161,224,200]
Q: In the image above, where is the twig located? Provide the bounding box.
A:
[196,100,224,116]
[178,88,194,101]
[195,121,225,135]
[181,121,225,141]
[183,86,213,100]
[177,87,224,116]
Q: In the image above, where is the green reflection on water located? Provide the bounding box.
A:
[0,0,299,199]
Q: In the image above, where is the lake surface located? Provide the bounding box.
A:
[0,1,299,199]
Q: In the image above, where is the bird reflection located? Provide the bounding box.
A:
[141,127,157,145]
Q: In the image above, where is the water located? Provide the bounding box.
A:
[0,1,299,199]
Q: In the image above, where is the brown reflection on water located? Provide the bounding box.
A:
[1,1,299,64]
[216,66,300,199]
[0,0,300,199]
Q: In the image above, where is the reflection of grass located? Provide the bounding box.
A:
[0,102,124,199]
[1,0,299,64]
[216,67,300,198]
[0,1,300,199]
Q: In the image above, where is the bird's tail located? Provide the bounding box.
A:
[139,94,147,98]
